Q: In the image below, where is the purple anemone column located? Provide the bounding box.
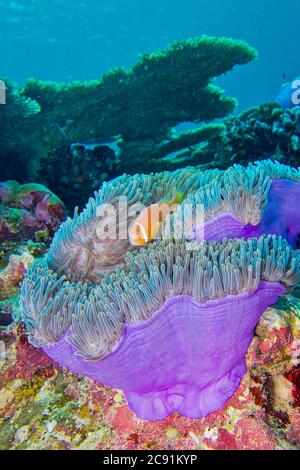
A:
[194,179,300,247]
[43,281,285,421]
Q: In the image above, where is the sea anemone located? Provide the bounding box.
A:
[20,235,300,420]
[47,166,220,282]
[177,160,300,247]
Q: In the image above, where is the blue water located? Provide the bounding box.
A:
[1,0,299,112]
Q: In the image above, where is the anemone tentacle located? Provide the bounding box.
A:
[19,159,300,421]
[20,235,300,360]
[179,159,300,223]
[47,166,222,282]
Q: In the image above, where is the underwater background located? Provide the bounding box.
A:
[0,0,299,112]
[0,0,300,451]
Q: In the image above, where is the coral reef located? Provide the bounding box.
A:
[32,100,300,189]
[0,81,41,181]
[276,76,300,110]
[44,159,300,285]
[1,36,256,206]
[38,143,121,210]
[0,272,298,449]
[117,103,300,175]
[18,159,300,421]
[0,239,47,333]
[249,295,300,448]
[176,103,300,172]
[0,181,65,241]
[1,30,300,448]
[3,39,300,211]
[32,102,300,190]
[0,239,47,266]
[0,241,47,328]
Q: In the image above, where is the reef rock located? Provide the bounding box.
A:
[0,181,65,241]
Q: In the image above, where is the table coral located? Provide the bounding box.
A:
[1,35,256,207]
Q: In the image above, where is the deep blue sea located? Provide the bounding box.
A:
[1,0,299,112]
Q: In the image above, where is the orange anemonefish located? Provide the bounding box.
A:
[129,192,185,246]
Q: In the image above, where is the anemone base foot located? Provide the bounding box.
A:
[125,362,246,421]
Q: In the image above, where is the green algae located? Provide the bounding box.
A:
[0,399,48,449]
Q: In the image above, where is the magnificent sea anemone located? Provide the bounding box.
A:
[19,160,300,420]
[47,166,220,282]
[178,160,300,248]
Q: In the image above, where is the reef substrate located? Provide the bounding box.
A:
[0,289,299,449]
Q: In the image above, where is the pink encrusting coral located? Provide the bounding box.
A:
[1,293,299,449]
[0,180,65,241]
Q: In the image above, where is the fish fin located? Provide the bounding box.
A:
[172,191,185,205]
[131,222,149,245]
[161,191,185,206]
